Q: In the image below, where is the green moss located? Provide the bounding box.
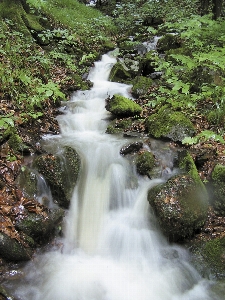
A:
[178,150,204,187]
[24,14,44,31]
[132,76,153,97]
[202,237,225,274]
[106,94,142,117]
[141,50,158,76]
[157,33,181,53]
[212,164,225,214]
[135,151,155,176]
[33,146,80,208]
[0,0,41,36]
[109,62,132,83]
[145,106,195,141]
[148,174,208,241]
[106,125,123,134]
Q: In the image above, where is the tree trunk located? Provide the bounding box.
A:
[212,0,223,19]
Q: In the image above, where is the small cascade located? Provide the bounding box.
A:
[9,50,216,300]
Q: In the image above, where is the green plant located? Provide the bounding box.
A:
[182,130,225,145]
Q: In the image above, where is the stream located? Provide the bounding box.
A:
[9,51,217,299]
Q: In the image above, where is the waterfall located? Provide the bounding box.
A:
[11,52,215,300]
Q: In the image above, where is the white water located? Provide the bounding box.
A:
[13,52,216,300]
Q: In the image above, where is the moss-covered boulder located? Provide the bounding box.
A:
[135,151,155,176]
[106,118,133,135]
[0,232,33,261]
[0,0,44,37]
[211,164,225,215]
[131,76,153,97]
[145,106,196,142]
[157,34,181,53]
[105,94,142,118]
[141,51,158,76]
[189,237,225,279]
[109,61,132,83]
[148,150,208,241]
[15,208,64,244]
[33,146,81,208]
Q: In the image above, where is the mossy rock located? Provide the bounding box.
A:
[105,94,142,118]
[148,174,208,241]
[148,150,208,241]
[15,208,64,244]
[177,150,205,188]
[16,166,39,199]
[2,127,28,153]
[106,118,132,135]
[190,237,225,279]
[141,50,158,76]
[145,107,195,142]
[135,151,155,176]
[33,146,81,208]
[109,61,132,83]
[157,34,181,53]
[0,0,44,37]
[211,164,225,215]
[0,233,33,261]
[132,76,153,97]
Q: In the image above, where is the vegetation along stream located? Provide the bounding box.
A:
[4,50,220,300]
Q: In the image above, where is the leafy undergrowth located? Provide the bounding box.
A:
[0,0,116,252]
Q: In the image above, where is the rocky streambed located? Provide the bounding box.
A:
[1,39,225,298]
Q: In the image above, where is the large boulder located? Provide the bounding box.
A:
[141,51,158,76]
[33,146,81,208]
[211,164,225,215]
[0,232,33,261]
[189,236,225,280]
[157,34,181,53]
[148,150,208,241]
[131,76,153,97]
[15,208,64,244]
[109,61,132,83]
[105,94,142,118]
[145,106,196,142]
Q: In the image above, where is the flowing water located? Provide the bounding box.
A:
[9,51,218,300]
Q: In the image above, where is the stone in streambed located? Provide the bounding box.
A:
[105,94,142,118]
[145,106,195,142]
[148,150,209,241]
[33,146,81,208]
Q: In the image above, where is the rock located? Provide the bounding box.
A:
[109,61,132,83]
[145,106,196,142]
[120,142,143,155]
[189,237,225,280]
[141,51,158,76]
[148,150,208,241]
[0,233,33,262]
[33,146,81,208]
[131,76,153,97]
[105,94,142,118]
[15,208,64,244]
[135,151,155,177]
[0,284,16,299]
[211,164,225,215]
[106,119,133,135]
[157,34,181,53]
